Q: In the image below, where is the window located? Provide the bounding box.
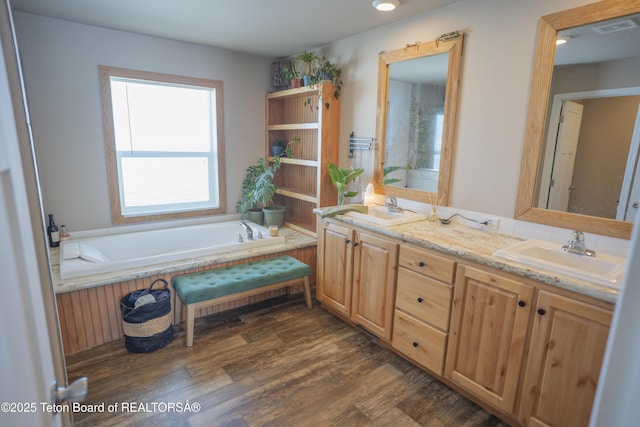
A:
[99,66,226,223]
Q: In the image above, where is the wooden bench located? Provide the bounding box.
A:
[172,255,312,346]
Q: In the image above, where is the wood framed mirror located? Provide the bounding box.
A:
[373,35,464,206]
[516,1,640,240]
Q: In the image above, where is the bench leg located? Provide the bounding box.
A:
[186,305,195,347]
[303,276,312,309]
[174,295,182,325]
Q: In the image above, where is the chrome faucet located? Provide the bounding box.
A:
[562,230,596,257]
[384,196,404,213]
[240,220,254,241]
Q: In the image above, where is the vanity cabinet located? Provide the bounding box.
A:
[316,221,398,340]
[392,245,455,375]
[315,219,614,426]
[316,222,354,317]
[266,85,340,236]
[445,264,534,414]
[518,291,612,427]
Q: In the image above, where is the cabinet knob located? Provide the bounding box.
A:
[417,297,424,303]
[418,261,425,267]
[353,242,359,247]
[412,342,419,348]
[518,300,526,307]
[537,308,546,316]
[345,239,350,245]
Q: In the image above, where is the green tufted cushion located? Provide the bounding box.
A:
[172,255,311,305]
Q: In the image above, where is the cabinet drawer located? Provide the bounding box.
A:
[393,310,447,376]
[399,245,455,283]
[396,268,452,331]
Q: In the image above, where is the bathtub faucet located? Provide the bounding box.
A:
[384,196,404,213]
[240,220,254,241]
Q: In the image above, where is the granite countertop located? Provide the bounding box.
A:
[318,212,619,304]
[51,227,316,294]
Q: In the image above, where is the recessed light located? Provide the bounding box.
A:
[556,36,572,45]
[372,0,399,12]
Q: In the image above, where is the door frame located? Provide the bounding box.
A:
[1,1,71,425]
[538,87,640,210]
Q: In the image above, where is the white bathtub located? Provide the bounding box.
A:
[59,221,285,279]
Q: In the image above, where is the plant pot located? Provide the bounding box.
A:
[263,205,286,227]
[289,78,301,89]
[271,145,286,157]
[302,75,310,86]
[246,209,264,226]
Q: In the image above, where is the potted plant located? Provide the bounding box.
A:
[251,157,286,227]
[328,163,364,205]
[282,67,301,89]
[315,57,343,101]
[271,140,286,157]
[237,159,272,225]
[296,51,318,86]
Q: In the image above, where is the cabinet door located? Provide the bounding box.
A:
[351,231,398,340]
[317,222,354,316]
[519,291,612,427]
[446,264,533,413]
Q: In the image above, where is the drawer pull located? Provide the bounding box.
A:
[537,308,546,316]
[418,261,426,267]
[417,297,424,303]
[518,300,526,307]
[412,342,419,348]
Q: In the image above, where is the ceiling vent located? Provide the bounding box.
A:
[592,18,638,35]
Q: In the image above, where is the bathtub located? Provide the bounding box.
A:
[59,221,285,279]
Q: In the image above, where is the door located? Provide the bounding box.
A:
[547,100,584,211]
[519,291,611,427]
[617,102,640,221]
[317,222,354,316]
[351,231,398,340]
[445,264,533,413]
[0,28,61,426]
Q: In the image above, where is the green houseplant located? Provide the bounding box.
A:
[237,158,274,224]
[251,157,285,227]
[328,163,364,205]
[296,51,318,86]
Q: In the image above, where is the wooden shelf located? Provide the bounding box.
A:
[268,123,319,131]
[268,157,318,167]
[276,187,317,203]
[266,84,340,236]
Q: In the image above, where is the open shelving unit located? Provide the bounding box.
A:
[266,84,340,236]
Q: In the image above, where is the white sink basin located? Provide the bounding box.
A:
[346,205,427,226]
[493,239,625,288]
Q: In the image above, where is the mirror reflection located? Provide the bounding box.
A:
[374,35,464,205]
[516,1,640,240]
[385,54,448,192]
[536,13,640,222]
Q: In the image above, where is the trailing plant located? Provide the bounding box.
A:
[282,137,300,158]
[328,163,364,205]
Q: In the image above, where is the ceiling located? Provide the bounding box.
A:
[555,13,640,66]
[10,0,463,58]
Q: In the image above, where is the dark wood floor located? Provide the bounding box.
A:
[66,296,510,427]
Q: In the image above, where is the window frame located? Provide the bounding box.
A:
[99,65,226,224]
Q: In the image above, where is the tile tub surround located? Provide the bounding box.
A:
[318,212,620,304]
[51,228,317,354]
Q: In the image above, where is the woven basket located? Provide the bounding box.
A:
[120,279,173,353]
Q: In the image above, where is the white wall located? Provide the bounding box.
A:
[13,0,619,238]
[14,12,271,231]
[318,0,593,216]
